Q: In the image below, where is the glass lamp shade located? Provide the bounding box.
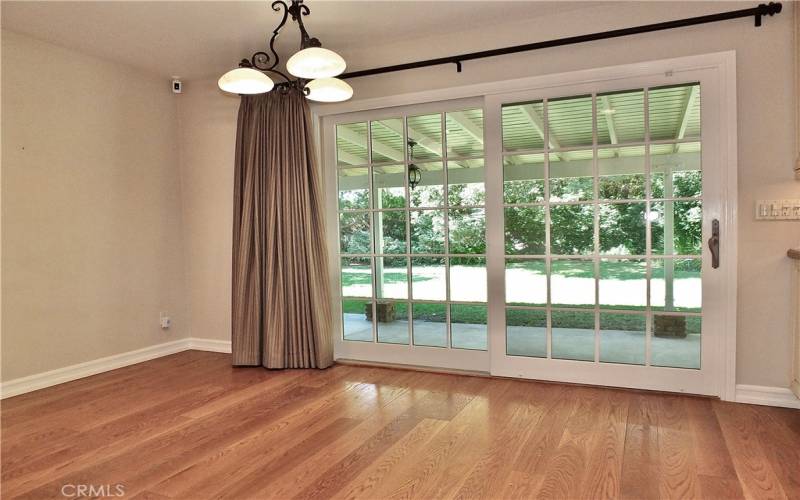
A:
[218,67,274,94]
[286,47,346,79]
[305,77,353,103]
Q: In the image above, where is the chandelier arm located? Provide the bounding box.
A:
[287,1,319,48]
[266,0,290,71]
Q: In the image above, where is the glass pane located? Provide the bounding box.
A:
[650,200,702,255]
[652,314,701,369]
[651,142,702,198]
[504,206,545,255]
[449,208,485,254]
[550,204,594,255]
[651,258,702,313]
[547,95,593,149]
[336,122,368,167]
[446,109,484,157]
[505,258,545,306]
[450,257,487,302]
[412,302,447,347]
[342,299,372,342]
[409,162,444,208]
[338,168,369,209]
[600,313,645,365]
[649,83,700,141]
[407,114,442,161]
[506,308,546,357]
[599,259,647,309]
[597,89,645,145]
[448,159,485,206]
[341,257,371,298]
[549,150,594,202]
[552,310,595,361]
[599,202,646,255]
[410,210,444,254]
[376,256,408,300]
[374,210,406,254]
[598,146,646,200]
[373,165,406,208]
[551,259,595,308]
[672,168,702,198]
[340,212,371,254]
[503,154,545,204]
[377,301,409,345]
[370,118,404,164]
[451,304,487,350]
[502,101,544,151]
[411,257,446,301]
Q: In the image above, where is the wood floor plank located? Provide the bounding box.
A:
[255,371,429,499]
[620,393,661,500]
[333,418,449,500]
[9,365,358,498]
[532,387,613,499]
[685,398,744,499]
[2,352,799,500]
[578,390,630,500]
[736,402,800,499]
[655,395,702,500]
[157,369,412,499]
[291,376,485,500]
[714,401,789,500]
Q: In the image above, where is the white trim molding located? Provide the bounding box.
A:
[186,338,232,353]
[735,384,800,409]
[0,338,232,399]
[318,51,739,401]
[4,337,798,409]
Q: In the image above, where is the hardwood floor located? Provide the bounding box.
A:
[2,351,798,499]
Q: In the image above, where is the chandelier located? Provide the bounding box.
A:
[218,0,352,102]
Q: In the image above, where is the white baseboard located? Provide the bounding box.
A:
[187,338,232,353]
[735,384,800,409]
[4,342,798,411]
[0,337,231,399]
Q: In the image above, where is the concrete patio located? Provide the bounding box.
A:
[343,313,700,369]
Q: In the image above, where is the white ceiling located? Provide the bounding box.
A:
[1,1,606,80]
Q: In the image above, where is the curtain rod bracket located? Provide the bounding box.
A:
[755,2,782,27]
[455,61,462,73]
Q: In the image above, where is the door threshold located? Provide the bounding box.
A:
[335,358,718,399]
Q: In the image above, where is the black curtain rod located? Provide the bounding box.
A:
[339,2,782,79]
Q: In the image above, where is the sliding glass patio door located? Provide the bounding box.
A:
[325,63,730,396]
[330,99,492,371]
[485,68,725,396]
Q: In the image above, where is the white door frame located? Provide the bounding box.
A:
[314,51,738,400]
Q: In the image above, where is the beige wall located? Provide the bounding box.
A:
[175,82,238,347]
[1,31,188,381]
[176,1,798,389]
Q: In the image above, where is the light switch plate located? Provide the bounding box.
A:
[755,199,800,220]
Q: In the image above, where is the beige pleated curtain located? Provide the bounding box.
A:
[231,89,333,369]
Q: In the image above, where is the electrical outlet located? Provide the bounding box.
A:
[755,200,800,220]
[160,312,171,329]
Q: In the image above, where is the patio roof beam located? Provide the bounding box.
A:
[673,85,699,153]
[598,95,619,145]
[521,104,565,161]
[337,126,404,163]
[337,150,367,166]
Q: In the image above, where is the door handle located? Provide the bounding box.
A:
[708,219,720,269]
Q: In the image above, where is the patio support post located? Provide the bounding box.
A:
[664,165,675,311]
[375,193,385,299]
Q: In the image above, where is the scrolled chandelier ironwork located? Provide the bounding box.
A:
[218,0,352,102]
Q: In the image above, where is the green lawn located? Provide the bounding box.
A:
[341,260,701,333]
